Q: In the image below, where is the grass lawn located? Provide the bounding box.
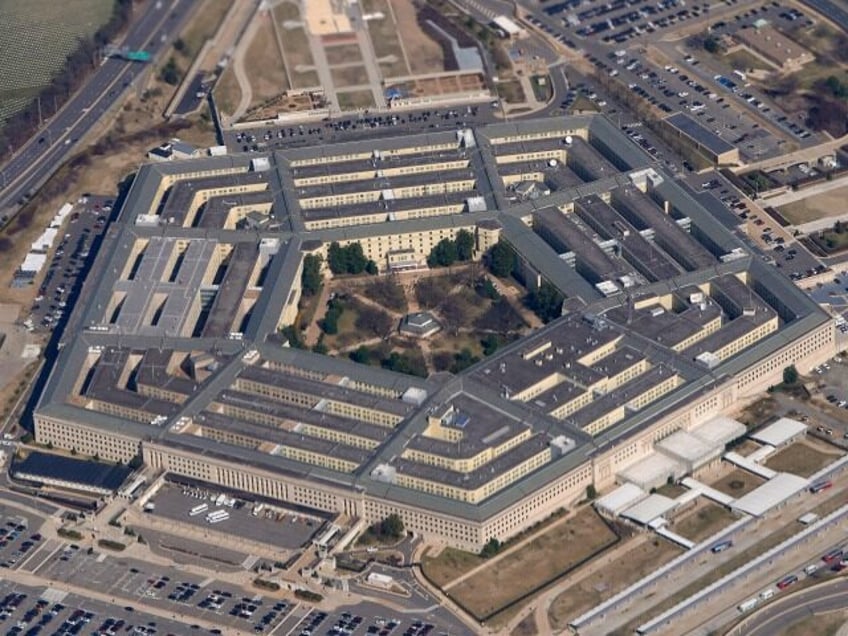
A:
[421,547,486,588]
[213,67,241,117]
[779,612,846,636]
[732,439,764,457]
[337,90,376,110]
[326,44,364,66]
[330,65,371,88]
[180,0,230,57]
[511,614,538,636]
[710,469,766,498]
[530,75,553,102]
[245,19,289,107]
[497,80,526,104]
[548,538,683,630]
[569,95,601,113]
[724,49,773,73]
[737,397,778,427]
[451,508,618,620]
[810,228,848,255]
[655,483,687,498]
[367,0,408,71]
[673,502,736,542]
[765,442,842,477]
[780,185,848,226]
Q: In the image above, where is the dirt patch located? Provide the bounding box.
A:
[325,44,364,66]
[778,185,848,226]
[245,18,289,108]
[765,441,843,477]
[421,546,486,588]
[389,0,444,74]
[330,65,371,88]
[548,538,683,630]
[673,502,736,542]
[710,468,766,497]
[450,508,618,620]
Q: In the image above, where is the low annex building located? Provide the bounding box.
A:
[33,114,835,551]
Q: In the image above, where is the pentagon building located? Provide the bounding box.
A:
[34,114,834,551]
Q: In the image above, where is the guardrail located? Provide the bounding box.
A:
[635,501,848,634]
[569,516,751,631]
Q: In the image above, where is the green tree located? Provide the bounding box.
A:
[450,348,480,373]
[783,365,799,385]
[350,346,371,364]
[379,513,405,539]
[455,229,475,261]
[365,260,378,275]
[427,239,458,268]
[347,243,368,274]
[703,36,720,54]
[280,325,305,349]
[312,335,328,355]
[586,484,598,500]
[480,538,501,558]
[327,242,348,274]
[526,281,563,323]
[320,299,344,335]
[488,241,516,278]
[159,57,181,85]
[301,255,323,296]
[481,334,502,356]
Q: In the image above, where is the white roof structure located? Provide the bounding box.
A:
[20,253,46,273]
[31,228,58,252]
[618,452,685,490]
[750,418,806,447]
[691,416,747,447]
[493,15,522,36]
[657,430,721,471]
[621,494,677,525]
[732,472,809,516]
[595,483,646,517]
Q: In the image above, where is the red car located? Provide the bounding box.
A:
[777,574,798,589]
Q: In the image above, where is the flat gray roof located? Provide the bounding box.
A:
[666,112,736,157]
[32,112,833,523]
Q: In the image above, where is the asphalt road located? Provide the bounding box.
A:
[736,579,848,636]
[0,0,199,219]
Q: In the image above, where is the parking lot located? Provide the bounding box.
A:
[36,547,292,634]
[280,603,462,636]
[526,0,715,47]
[0,578,201,636]
[223,106,499,154]
[28,195,113,334]
[0,510,42,571]
[145,482,320,551]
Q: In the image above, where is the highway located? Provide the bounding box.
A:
[738,579,848,636]
[0,0,199,219]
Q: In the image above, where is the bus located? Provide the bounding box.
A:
[810,480,832,494]
[206,510,229,523]
[188,504,208,517]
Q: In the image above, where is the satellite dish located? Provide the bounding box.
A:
[548,159,558,167]
[565,135,573,145]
